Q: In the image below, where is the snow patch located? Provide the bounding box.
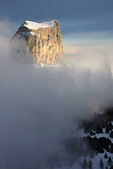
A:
[22,20,57,30]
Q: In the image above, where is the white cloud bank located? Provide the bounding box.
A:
[0,20,113,169]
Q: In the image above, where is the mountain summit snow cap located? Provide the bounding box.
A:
[22,20,59,30]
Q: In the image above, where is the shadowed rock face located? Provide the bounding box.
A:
[12,20,65,65]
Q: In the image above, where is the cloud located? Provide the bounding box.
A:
[0,20,113,169]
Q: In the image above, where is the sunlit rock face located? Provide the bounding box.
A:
[12,20,65,65]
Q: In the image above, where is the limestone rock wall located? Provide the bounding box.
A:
[12,20,65,65]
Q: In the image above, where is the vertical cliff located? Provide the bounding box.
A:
[12,20,65,65]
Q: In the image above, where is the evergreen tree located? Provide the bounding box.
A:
[88,160,92,169]
[100,158,104,169]
[110,165,113,169]
[107,157,112,166]
[104,153,108,159]
[82,158,87,169]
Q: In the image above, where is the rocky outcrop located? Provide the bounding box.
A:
[12,20,65,65]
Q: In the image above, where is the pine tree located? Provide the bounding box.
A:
[88,160,92,169]
[104,153,108,159]
[82,158,87,169]
[107,157,112,166]
[100,158,104,169]
[110,165,113,169]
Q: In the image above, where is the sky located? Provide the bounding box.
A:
[0,0,113,43]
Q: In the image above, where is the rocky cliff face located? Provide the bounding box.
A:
[12,20,65,65]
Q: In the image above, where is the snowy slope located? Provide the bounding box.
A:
[55,115,113,169]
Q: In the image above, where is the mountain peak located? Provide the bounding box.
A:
[11,20,65,65]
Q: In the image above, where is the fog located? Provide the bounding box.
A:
[0,20,113,169]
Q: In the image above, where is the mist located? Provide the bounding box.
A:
[0,20,113,169]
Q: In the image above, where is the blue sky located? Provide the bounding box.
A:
[0,0,113,43]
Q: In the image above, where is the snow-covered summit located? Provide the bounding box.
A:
[22,20,58,30]
[12,19,65,65]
